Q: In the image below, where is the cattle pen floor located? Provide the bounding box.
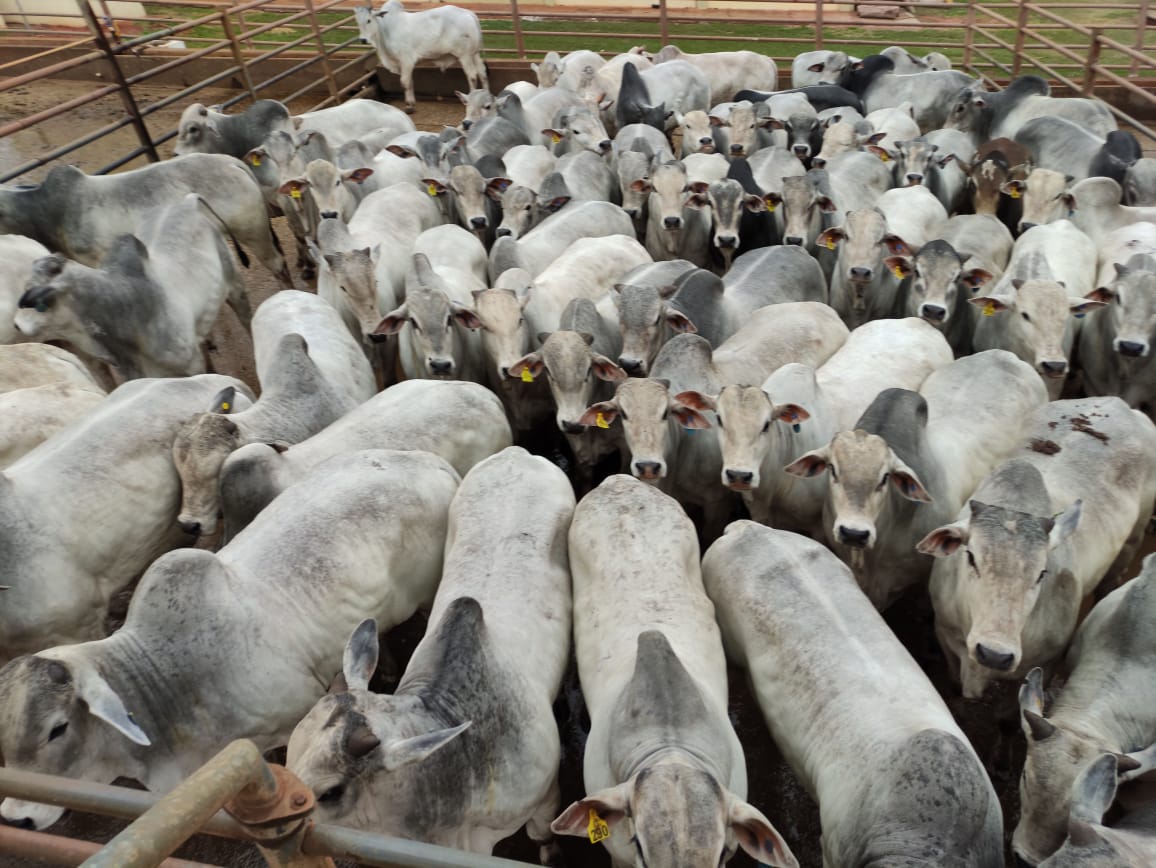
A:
[2,77,1156,868]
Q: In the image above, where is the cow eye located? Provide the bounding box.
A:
[318,783,345,804]
[35,300,50,313]
[48,722,68,742]
[966,550,977,570]
[761,419,770,433]
[1037,569,1047,584]
[446,315,454,327]
[877,472,890,490]
[410,319,421,333]
[661,408,669,421]
[829,466,839,483]
[1021,312,1031,322]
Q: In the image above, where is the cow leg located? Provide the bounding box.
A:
[227,282,253,333]
[526,777,564,867]
[401,62,416,113]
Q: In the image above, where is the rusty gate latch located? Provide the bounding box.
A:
[225,764,316,844]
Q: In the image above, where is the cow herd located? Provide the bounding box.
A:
[0,18,1154,868]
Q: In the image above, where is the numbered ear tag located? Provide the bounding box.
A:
[595,412,609,429]
[551,133,563,144]
[982,302,996,316]
[220,401,231,411]
[892,265,905,279]
[290,188,302,199]
[825,238,836,250]
[587,809,610,844]
[249,155,262,167]
[520,368,534,383]
[426,183,439,197]
[765,201,776,212]
[878,151,890,162]
[1009,188,1021,199]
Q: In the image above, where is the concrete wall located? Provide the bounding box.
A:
[0,1,146,28]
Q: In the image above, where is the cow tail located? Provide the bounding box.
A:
[194,195,251,269]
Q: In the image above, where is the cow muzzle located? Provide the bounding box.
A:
[1038,360,1067,379]
[973,641,1017,672]
[633,460,664,481]
[1116,339,1148,358]
[724,468,755,491]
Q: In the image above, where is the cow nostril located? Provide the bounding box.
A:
[368,333,388,344]
[906,174,923,185]
[975,643,1016,672]
[1118,340,1146,357]
[921,304,947,322]
[784,236,804,246]
[699,137,713,145]
[634,461,662,478]
[619,357,643,375]
[717,235,737,248]
[838,526,870,547]
[178,519,202,536]
[599,140,612,152]
[461,120,473,130]
[1040,360,1067,377]
[561,421,585,435]
[495,226,512,237]
[469,217,487,228]
[725,469,754,487]
[730,144,744,154]
[1020,222,1038,232]
[812,157,827,168]
[793,145,809,156]
[849,267,872,281]
[320,210,338,220]
[663,216,682,229]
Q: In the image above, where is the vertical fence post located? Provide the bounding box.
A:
[303,0,339,100]
[1132,0,1150,77]
[221,10,258,104]
[963,0,976,73]
[510,0,525,59]
[1012,0,1029,76]
[815,0,825,50]
[1082,28,1102,97]
[659,0,669,47]
[75,0,159,164]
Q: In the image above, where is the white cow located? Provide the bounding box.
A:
[0,235,51,345]
[653,45,777,106]
[0,374,251,661]
[354,1,487,113]
[288,447,574,856]
[920,397,1156,699]
[704,522,1004,867]
[551,475,798,868]
[1068,177,1156,245]
[0,449,458,830]
[1013,557,1156,865]
[219,380,511,539]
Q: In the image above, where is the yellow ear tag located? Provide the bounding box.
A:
[427,183,439,197]
[1009,188,1021,199]
[520,368,534,383]
[982,302,996,316]
[587,809,610,844]
[892,265,905,279]
[878,151,890,162]
[825,238,836,250]
[249,155,262,167]
[220,402,230,411]
[765,201,776,212]
[290,188,302,199]
[551,133,563,144]
[596,412,610,429]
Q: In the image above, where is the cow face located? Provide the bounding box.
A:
[321,245,380,342]
[678,111,716,155]
[174,103,217,156]
[612,283,695,377]
[579,378,709,482]
[892,239,992,324]
[1012,670,1122,867]
[777,174,835,248]
[1012,169,1075,234]
[686,179,766,272]
[943,85,988,134]
[375,285,481,379]
[1099,265,1156,358]
[470,287,530,379]
[918,494,1082,696]
[551,764,796,868]
[457,88,497,131]
[0,655,150,830]
[15,256,107,362]
[172,396,242,537]
[617,151,652,220]
[510,331,624,434]
[495,184,537,239]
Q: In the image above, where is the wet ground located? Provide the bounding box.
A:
[1,79,1155,868]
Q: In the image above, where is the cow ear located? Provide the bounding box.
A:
[344,167,374,184]
[486,177,513,200]
[1049,500,1081,550]
[890,463,932,503]
[773,402,810,425]
[744,194,767,213]
[961,267,993,288]
[761,117,785,131]
[815,194,837,213]
[1069,754,1119,825]
[385,144,415,159]
[421,178,447,197]
[1118,742,1156,783]
[373,305,408,337]
[969,295,1010,314]
[729,797,797,868]
[665,308,697,333]
[1019,667,1046,720]
[242,148,267,168]
[884,256,913,279]
[455,90,469,104]
[685,194,709,210]
[915,523,968,557]
[816,227,845,250]
[883,235,910,256]
[577,401,618,428]
[591,355,627,383]
[708,115,725,127]
[629,178,653,193]
[864,132,887,146]
[673,390,716,412]
[783,447,830,479]
[551,783,631,837]
[1001,179,1026,197]
[1069,297,1106,317]
[342,618,378,692]
[764,191,784,210]
[211,386,237,414]
[867,145,892,163]
[672,402,711,430]
[1085,286,1114,304]
[451,301,483,330]
[508,353,544,381]
[73,665,151,746]
[277,178,308,196]
[382,722,471,772]
[807,61,825,72]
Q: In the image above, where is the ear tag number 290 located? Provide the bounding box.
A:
[588,808,610,843]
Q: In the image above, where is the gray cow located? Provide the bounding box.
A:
[288,447,574,856]
[1013,556,1156,865]
[0,155,288,284]
[0,449,458,831]
[0,374,251,662]
[173,99,292,158]
[704,522,1004,868]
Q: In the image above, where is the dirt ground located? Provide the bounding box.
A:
[1,78,1155,868]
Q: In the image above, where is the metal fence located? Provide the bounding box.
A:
[0,0,1152,184]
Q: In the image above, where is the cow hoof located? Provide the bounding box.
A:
[405,103,415,114]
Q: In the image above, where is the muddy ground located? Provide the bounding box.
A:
[1,79,1155,868]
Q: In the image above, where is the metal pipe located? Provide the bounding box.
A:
[0,50,105,92]
[1132,0,1150,76]
[1083,28,1103,97]
[302,0,338,100]
[0,825,215,868]
[221,10,259,103]
[81,741,276,868]
[303,823,536,868]
[509,0,525,60]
